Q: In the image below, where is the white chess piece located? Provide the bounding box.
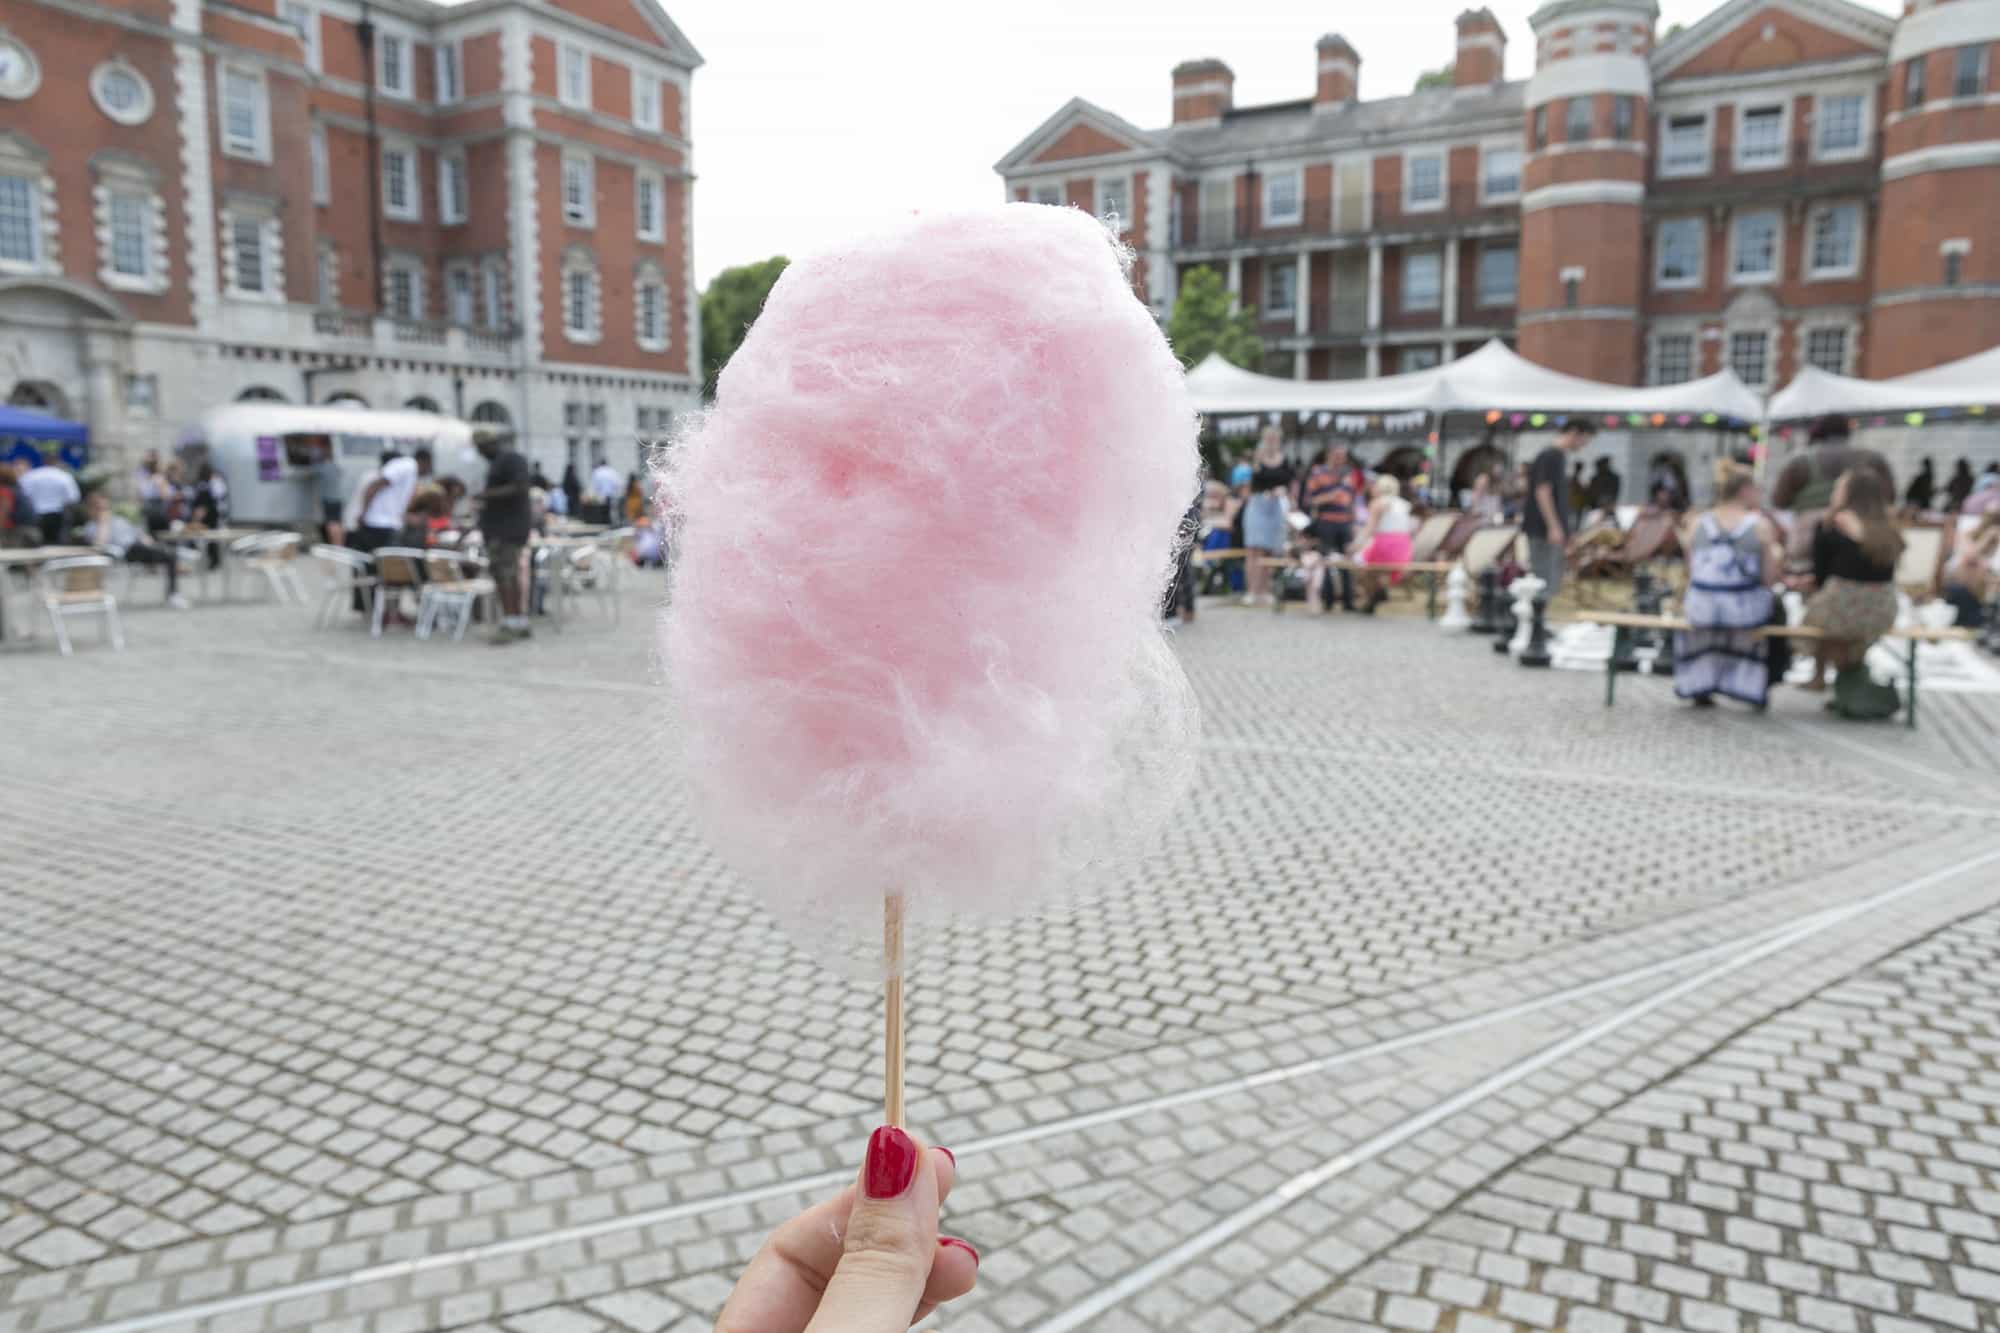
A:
[1507,574,1544,656]
[1894,590,1916,630]
[1782,589,1806,626]
[1439,566,1472,631]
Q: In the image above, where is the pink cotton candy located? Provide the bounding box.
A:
[658,204,1200,939]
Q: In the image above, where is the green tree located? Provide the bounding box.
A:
[1164,265,1262,371]
[1413,64,1454,92]
[699,256,790,397]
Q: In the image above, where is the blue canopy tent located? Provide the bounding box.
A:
[0,404,89,470]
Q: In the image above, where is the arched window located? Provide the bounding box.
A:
[404,395,442,413]
[7,381,66,414]
[470,401,511,425]
[237,385,288,403]
[325,391,368,408]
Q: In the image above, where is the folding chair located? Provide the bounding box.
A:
[371,547,428,637]
[311,545,378,629]
[34,555,124,656]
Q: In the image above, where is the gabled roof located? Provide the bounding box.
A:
[1652,0,1892,78]
[427,0,704,69]
[993,96,1163,174]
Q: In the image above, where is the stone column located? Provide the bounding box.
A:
[1226,253,1243,298]
[1296,249,1312,335]
[1443,236,1460,329]
[1365,240,1383,331]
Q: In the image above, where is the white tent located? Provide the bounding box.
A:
[1184,339,1764,424]
[1768,344,2000,423]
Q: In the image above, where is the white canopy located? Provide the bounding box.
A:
[1768,344,2000,423]
[1184,339,1764,425]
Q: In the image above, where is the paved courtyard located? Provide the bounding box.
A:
[3,575,1999,1333]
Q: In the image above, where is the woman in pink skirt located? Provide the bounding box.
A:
[1352,474,1415,613]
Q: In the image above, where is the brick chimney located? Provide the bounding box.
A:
[1454,8,1507,88]
[1172,59,1234,125]
[1314,35,1359,109]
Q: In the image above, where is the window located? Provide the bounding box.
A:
[385,261,422,320]
[1728,331,1770,388]
[1906,56,1926,109]
[560,42,589,109]
[383,145,418,220]
[0,175,39,267]
[1263,260,1297,316]
[316,242,337,306]
[440,153,467,224]
[562,153,593,226]
[635,271,668,349]
[1736,104,1785,169]
[1482,145,1521,201]
[1652,334,1694,386]
[1405,152,1443,211]
[1403,347,1442,372]
[1955,44,1988,99]
[230,215,266,294]
[1532,106,1547,150]
[1816,93,1865,159]
[1804,326,1848,374]
[1477,244,1517,306]
[482,258,506,328]
[281,2,317,71]
[1808,203,1862,278]
[636,172,662,241]
[1613,95,1634,141]
[471,401,511,426]
[108,191,148,278]
[1033,184,1060,206]
[1731,210,1780,283]
[562,253,599,341]
[219,66,268,160]
[436,41,461,104]
[1098,175,1130,222]
[377,31,409,97]
[1661,113,1709,175]
[90,62,153,125]
[1655,217,1703,289]
[1566,95,1592,142]
[310,124,329,205]
[1260,171,1298,227]
[1403,250,1442,311]
[447,265,475,324]
[633,71,661,131]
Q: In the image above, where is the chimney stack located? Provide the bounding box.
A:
[1314,34,1360,109]
[1454,8,1507,87]
[1172,59,1234,125]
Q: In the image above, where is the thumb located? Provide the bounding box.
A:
[804,1126,940,1333]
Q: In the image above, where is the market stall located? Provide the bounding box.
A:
[0,404,89,470]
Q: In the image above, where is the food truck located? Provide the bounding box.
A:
[175,404,489,525]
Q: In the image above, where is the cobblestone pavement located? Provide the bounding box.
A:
[2,579,1997,1332]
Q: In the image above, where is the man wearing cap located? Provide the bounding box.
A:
[473,426,533,642]
[1521,418,1597,595]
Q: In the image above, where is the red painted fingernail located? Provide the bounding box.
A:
[937,1146,955,1167]
[940,1236,980,1263]
[863,1125,918,1199]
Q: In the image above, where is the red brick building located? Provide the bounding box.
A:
[0,0,700,478]
[996,0,2000,398]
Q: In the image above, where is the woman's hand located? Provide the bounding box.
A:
[715,1127,977,1332]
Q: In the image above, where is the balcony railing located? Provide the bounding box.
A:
[308,307,521,361]
[1177,186,1519,248]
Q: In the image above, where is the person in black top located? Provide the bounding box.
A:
[1521,418,1596,594]
[475,426,534,643]
[1239,427,1294,606]
[1588,458,1621,511]
[1945,458,1975,512]
[1798,468,1903,691]
[1904,457,1936,512]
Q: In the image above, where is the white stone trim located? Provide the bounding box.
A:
[633,259,669,352]
[1809,85,1873,164]
[1260,166,1302,226]
[1520,180,1645,212]
[681,172,698,378]
[382,252,426,320]
[559,245,601,344]
[439,149,468,225]
[218,208,283,303]
[381,138,421,221]
[0,132,58,277]
[216,62,272,163]
[1882,139,2000,180]
[1727,207,1783,287]
[373,24,416,100]
[507,131,542,361]
[560,149,595,228]
[0,32,43,101]
[1653,215,1705,291]
[1652,56,1883,107]
[93,172,170,294]
[172,0,218,330]
[1525,53,1651,110]
[1317,55,1358,75]
[1458,33,1506,57]
[310,123,329,205]
[1403,147,1447,213]
[1174,80,1232,99]
[1144,165,1172,312]
[90,58,156,126]
[1890,0,2000,65]
[1803,199,1865,281]
[1656,106,1714,177]
[635,167,664,242]
[1731,94,1793,173]
[557,38,591,110]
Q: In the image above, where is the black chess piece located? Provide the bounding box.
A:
[1492,585,1518,654]
[1520,595,1552,667]
[1471,567,1504,634]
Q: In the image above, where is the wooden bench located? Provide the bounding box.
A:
[1257,557,1458,619]
[1580,610,1974,729]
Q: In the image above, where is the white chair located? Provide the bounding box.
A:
[371,547,429,638]
[34,555,124,656]
[416,550,495,641]
[233,532,308,604]
[551,543,615,629]
[311,545,378,629]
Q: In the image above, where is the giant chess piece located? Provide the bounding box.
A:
[1503,574,1543,656]
[1439,566,1473,631]
[1471,567,1504,634]
[1652,594,1677,671]
[1519,595,1553,667]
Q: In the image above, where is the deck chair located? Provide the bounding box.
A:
[416,551,495,641]
[310,545,377,629]
[1458,526,1520,579]
[1436,511,1487,561]
[371,547,428,637]
[1894,526,1945,598]
[1573,508,1678,581]
[1408,511,1459,563]
[34,555,124,656]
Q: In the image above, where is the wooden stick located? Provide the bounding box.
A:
[883,893,905,1128]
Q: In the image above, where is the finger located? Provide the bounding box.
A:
[804,1126,941,1333]
[922,1237,979,1310]
[713,1188,854,1333]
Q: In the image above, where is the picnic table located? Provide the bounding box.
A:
[1581,610,1975,729]
[1257,556,1457,620]
[157,526,267,601]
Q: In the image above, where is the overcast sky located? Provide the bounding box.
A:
[478,0,1895,287]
